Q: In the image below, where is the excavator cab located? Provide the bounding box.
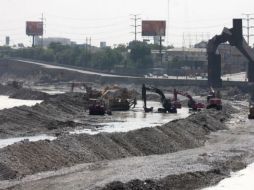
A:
[160,98,177,113]
[206,87,222,110]
[88,99,106,115]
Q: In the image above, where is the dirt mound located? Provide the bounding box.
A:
[0,83,49,100]
[100,170,226,190]
[222,86,249,101]
[100,153,246,190]
[0,163,17,181]
[9,88,49,100]
[0,108,232,180]
[0,92,88,138]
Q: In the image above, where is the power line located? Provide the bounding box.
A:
[46,13,129,22]
[242,13,254,45]
[46,20,127,30]
[130,14,141,41]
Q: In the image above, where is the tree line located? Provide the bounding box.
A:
[1,41,157,74]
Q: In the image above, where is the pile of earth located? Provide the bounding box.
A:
[0,92,88,138]
[0,82,49,100]
[0,106,236,180]
[222,86,249,101]
[100,158,245,190]
[99,143,247,190]
[100,170,225,190]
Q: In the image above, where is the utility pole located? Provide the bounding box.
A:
[85,37,88,56]
[40,13,46,47]
[182,33,185,50]
[242,13,254,46]
[84,37,92,54]
[89,37,91,54]
[167,0,170,45]
[130,14,141,41]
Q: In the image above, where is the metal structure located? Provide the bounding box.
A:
[142,20,166,65]
[207,19,254,87]
[131,14,141,41]
[26,21,43,47]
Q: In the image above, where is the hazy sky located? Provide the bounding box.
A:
[1,0,254,47]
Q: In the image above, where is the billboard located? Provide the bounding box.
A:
[26,21,43,36]
[142,20,166,36]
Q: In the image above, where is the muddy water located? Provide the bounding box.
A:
[0,135,56,149]
[0,95,42,109]
[203,163,254,190]
[71,101,190,134]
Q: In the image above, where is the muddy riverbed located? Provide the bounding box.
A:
[0,59,252,190]
[0,102,236,185]
[0,102,253,190]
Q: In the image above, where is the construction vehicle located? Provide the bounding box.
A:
[70,82,101,98]
[248,104,254,119]
[88,98,106,115]
[142,84,177,113]
[206,87,222,110]
[173,89,205,111]
[101,85,137,111]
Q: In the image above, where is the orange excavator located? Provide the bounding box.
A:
[173,89,205,111]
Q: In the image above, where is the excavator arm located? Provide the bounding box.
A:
[207,19,254,87]
[142,84,176,113]
[207,28,231,54]
[208,27,254,63]
[173,89,204,110]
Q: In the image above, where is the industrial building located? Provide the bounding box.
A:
[34,37,75,47]
[151,43,249,76]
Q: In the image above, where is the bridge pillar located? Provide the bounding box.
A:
[208,53,222,88]
[248,62,254,102]
[248,61,254,83]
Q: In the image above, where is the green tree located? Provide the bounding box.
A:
[128,41,153,69]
